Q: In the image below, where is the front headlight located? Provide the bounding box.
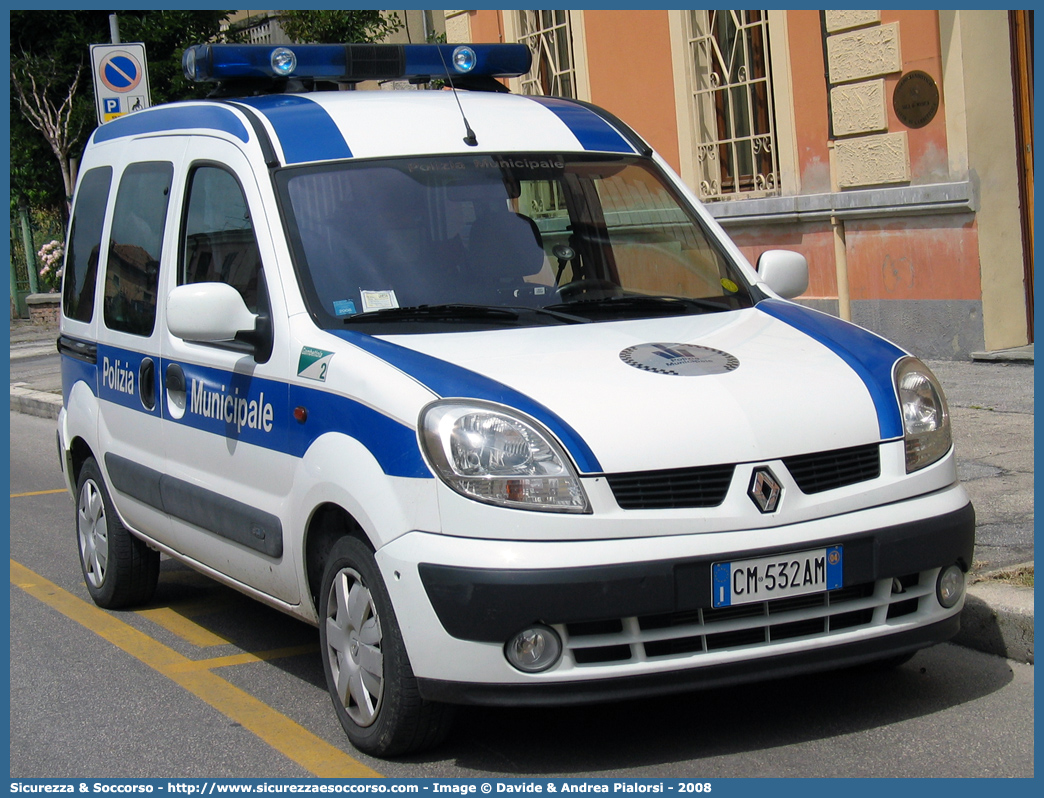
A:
[419,400,590,512]
[894,357,952,472]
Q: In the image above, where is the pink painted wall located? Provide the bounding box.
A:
[845,216,979,301]
[729,226,837,299]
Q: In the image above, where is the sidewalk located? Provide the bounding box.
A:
[9,318,1033,665]
[9,319,63,419]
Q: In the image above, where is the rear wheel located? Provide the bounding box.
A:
[319,536,453,756]
[76,457,159,609]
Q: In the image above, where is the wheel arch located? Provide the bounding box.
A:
[293,431,441,617]
[68,435,96,489]
[304,502,374,616]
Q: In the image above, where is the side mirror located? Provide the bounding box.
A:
[757,249,808,299]
[167,282,257,343]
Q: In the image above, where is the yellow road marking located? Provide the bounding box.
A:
[152,598,230,617]
[10,488,67,498]
[171,644,320,673]
[11,560,381,778]
[136,606,232,648]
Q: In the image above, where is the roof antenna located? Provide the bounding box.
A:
[436,46,478,147]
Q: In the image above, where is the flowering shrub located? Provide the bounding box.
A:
[36,239,64,293]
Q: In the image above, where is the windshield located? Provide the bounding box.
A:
[278,153,755,331]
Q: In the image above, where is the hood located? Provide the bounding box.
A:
[342,303,907,475]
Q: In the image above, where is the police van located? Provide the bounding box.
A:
[58,42,974,756]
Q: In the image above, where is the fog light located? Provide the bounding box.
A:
[936,565,965,608]
[505,625,561,673]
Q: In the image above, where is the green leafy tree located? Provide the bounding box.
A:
[10,10,234,215]
[277,10,402,44]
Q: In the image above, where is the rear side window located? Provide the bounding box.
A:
[181,165,263,313]
[104,162,173,336]
[62,167,112,323]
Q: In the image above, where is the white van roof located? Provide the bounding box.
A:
[89,90,646,167]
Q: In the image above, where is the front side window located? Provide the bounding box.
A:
[63,167,112,323]
[103,162,173,336]
[278,153,753,332]
[686,10,779,201]
[181,165,264,313]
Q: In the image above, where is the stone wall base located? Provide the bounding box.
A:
[26,293,60,327]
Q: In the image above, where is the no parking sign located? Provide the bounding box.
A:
[90,43,152,124]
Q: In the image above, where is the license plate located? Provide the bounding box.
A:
[712,546,843,608]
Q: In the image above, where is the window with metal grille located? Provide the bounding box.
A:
[685,10,780,201]
[516,10,576,98]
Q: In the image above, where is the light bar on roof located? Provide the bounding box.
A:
[182,43,532,84]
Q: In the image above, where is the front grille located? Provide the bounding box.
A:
[783,443,881,494]
[605,443,881,510]
[605,464,735,510]
[562,570,932,666]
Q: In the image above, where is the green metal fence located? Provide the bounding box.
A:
[10,207,65,318]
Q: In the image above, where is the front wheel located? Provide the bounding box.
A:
[76,457,159,609]
[319,536,453,756]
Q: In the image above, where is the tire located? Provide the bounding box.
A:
[76,457,160,609]
[319,536,453,757]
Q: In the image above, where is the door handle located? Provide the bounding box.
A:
[139,357,156,411]
[165,363,186,419]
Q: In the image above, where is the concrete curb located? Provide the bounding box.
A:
[955,567,1035,664]
[10,385,62,420]
[970,345,1034,363]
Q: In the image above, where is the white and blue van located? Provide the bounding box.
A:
[58,43,974,756]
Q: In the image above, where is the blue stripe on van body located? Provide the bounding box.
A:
[236,95,353,164]
[287,383,430,477]
[166,358,429,478]
[757,299,905,439]
[95,345,163,418]
[526,96,635,154]
[63,345,429,478]
[61,354,97,408]
[91,105,250,143]
[330,330,604,474]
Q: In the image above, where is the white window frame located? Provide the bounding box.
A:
[671,10,797,201]
[503,10,590,100]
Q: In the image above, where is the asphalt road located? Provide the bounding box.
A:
[9,411,1034,779]
[927,359,1034,571]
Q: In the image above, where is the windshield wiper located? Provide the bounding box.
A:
[546,294,731,316]
[343,304,521,324]
[504,305,590,324]
[341,303,591,326]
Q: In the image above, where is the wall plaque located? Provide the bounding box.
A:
[893,70,940,129]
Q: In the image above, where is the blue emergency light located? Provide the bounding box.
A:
[182,42,532,84]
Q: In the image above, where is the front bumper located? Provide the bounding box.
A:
[376,484,974,703]
[419,503,974,642]
[417,615,959,706]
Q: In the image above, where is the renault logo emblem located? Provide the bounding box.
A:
[749,467,782,513]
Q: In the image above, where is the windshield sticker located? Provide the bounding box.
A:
[620,343,739,377]
[361,290,399,312]
[298,347,334,382]
[332,299,357,317]
[721,278,740,294]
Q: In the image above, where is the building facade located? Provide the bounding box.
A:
[447,9,1034,358]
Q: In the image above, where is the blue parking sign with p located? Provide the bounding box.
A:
[104,98,121,114]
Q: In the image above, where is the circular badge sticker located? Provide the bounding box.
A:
[620,343,739,376]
